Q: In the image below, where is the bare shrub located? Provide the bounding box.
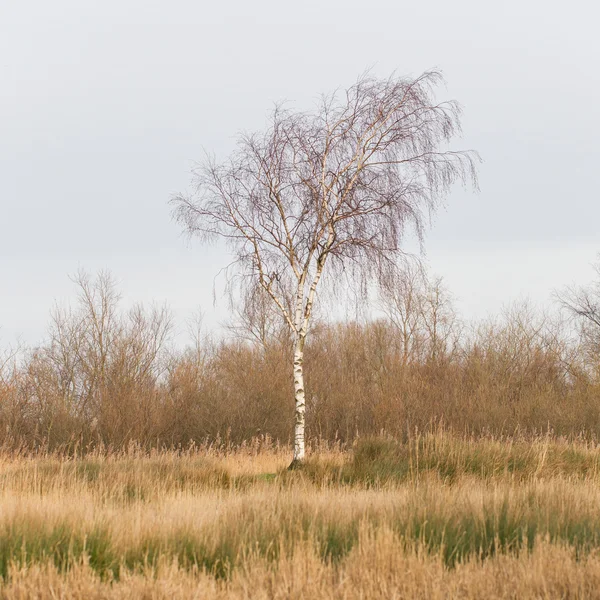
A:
[4,266,600,450]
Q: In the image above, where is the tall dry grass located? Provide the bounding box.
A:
[2,434,600,597]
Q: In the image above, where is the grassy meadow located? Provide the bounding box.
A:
[3,433,600,598]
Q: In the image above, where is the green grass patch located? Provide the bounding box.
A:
[300,436,600,487]
[0,520,116,579]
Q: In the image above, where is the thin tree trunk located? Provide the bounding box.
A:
[290,335,306,467]
[289,253,328,468]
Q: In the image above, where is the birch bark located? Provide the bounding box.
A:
[290,249,329,466]
[292,335,306,462]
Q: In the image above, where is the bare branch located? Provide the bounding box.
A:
[172,69,479,463]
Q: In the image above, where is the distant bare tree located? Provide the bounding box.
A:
[556,256,600,372]
[420,275,462,364]
[41,271,172,420]
[379,261,461,366]
[172,70,478,465]
[378,260,428,366]
[226,284,290,350]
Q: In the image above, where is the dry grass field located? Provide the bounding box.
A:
[3,433,600,598]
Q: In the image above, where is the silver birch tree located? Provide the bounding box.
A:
[172,70,478,466]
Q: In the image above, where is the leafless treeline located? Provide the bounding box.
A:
[0,264,599,451]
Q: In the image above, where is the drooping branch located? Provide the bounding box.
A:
[172,69,479,342]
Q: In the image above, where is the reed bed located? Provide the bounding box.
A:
[2,433,600,598]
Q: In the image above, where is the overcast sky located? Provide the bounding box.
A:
[2,0,599,347]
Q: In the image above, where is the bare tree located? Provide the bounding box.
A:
[420,275,462,365]
[378,259,428,366]
[226,284,290,350]
[40,271,172,421]
[556,256,600,373]
[172,70,478,465]
[379,261,461,366]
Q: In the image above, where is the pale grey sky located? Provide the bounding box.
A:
[2,0,599,346]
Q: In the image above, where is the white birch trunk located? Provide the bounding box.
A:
[290,250,329,466]
[292,336,306,463]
